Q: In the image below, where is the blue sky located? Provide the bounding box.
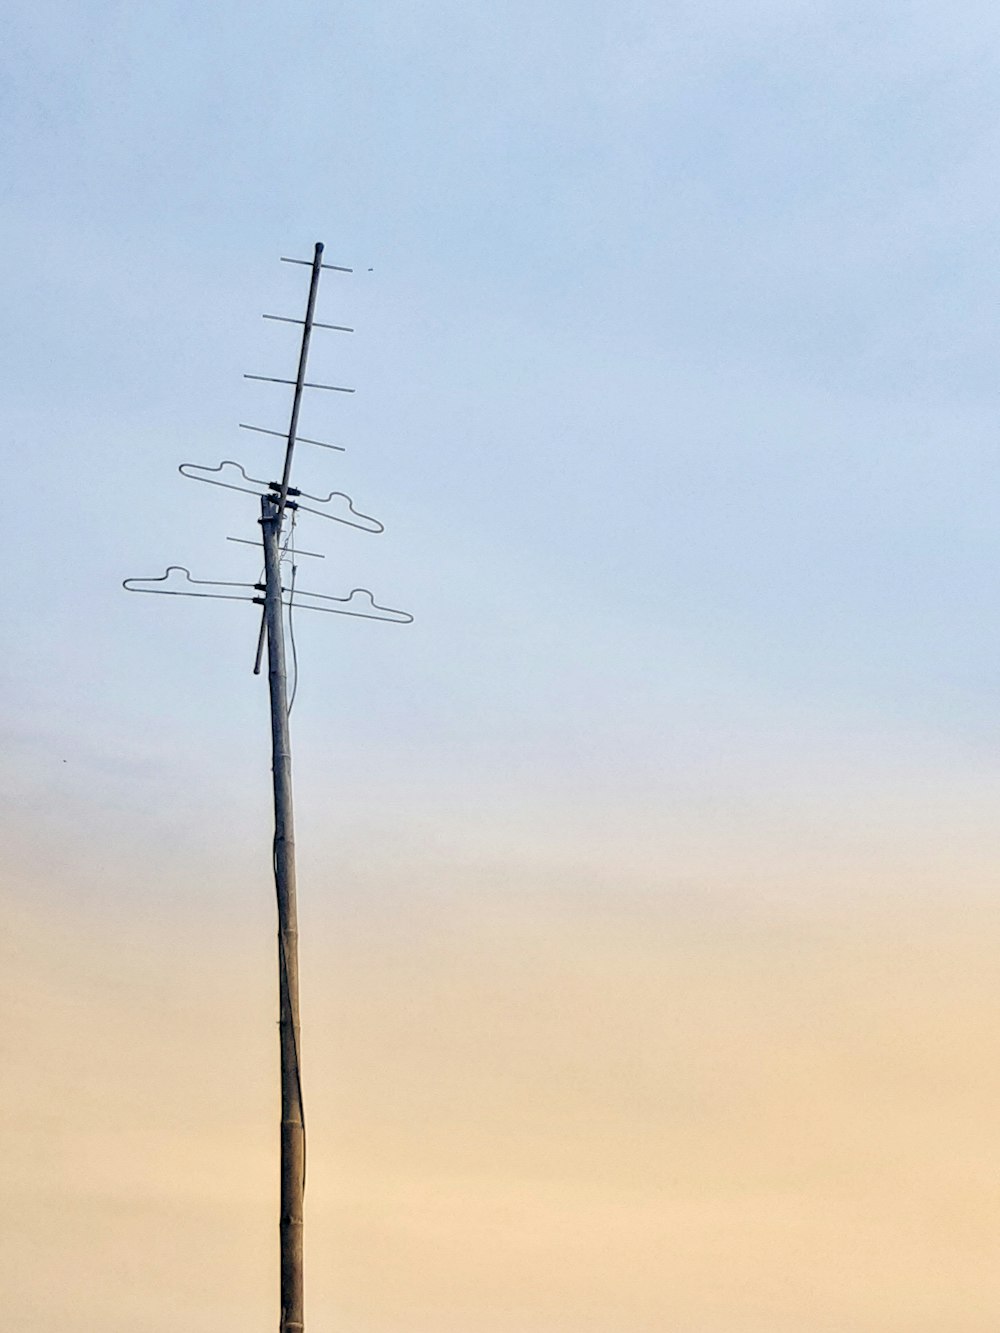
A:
[4,4,1000,1329]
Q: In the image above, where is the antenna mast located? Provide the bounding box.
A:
[125,242,412,1333]
[261,489,304,1332]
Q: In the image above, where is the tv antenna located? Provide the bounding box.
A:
[125,242,412,1333]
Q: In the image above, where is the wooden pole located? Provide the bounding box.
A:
[261,494,305,1333]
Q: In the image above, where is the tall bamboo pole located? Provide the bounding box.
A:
[261,494,305,1333]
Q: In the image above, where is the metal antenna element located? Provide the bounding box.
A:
[177,460,384,531]
[276,242,327,519]
[238,425,346,453]
[251,241,331,673]
[123,243,412,1333]
[263,314,355,333]
[227,536,326,559]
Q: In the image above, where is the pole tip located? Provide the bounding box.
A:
[315,241,324,255]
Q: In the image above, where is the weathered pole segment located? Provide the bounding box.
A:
[261,493,305,1333]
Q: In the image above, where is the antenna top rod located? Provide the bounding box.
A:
[274,241,324,520]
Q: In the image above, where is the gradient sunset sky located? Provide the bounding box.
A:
[3,3,1000,1329]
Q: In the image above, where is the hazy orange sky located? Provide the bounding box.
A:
[5,1,1000,1329]
[4,763,1000,1330]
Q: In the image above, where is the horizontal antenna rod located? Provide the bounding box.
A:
[281,256,353,272]
[227,536,325,559]
[239,423,346,452]
[263,314,354,333]
[244,374,355,394]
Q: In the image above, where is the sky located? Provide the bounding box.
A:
[2,2,1000,1329]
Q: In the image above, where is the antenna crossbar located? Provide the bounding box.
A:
[227,536,325,559]
[239,424,346,452]
[263,314,354,333]
[244,374,355,393]
[281,256,353,272]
